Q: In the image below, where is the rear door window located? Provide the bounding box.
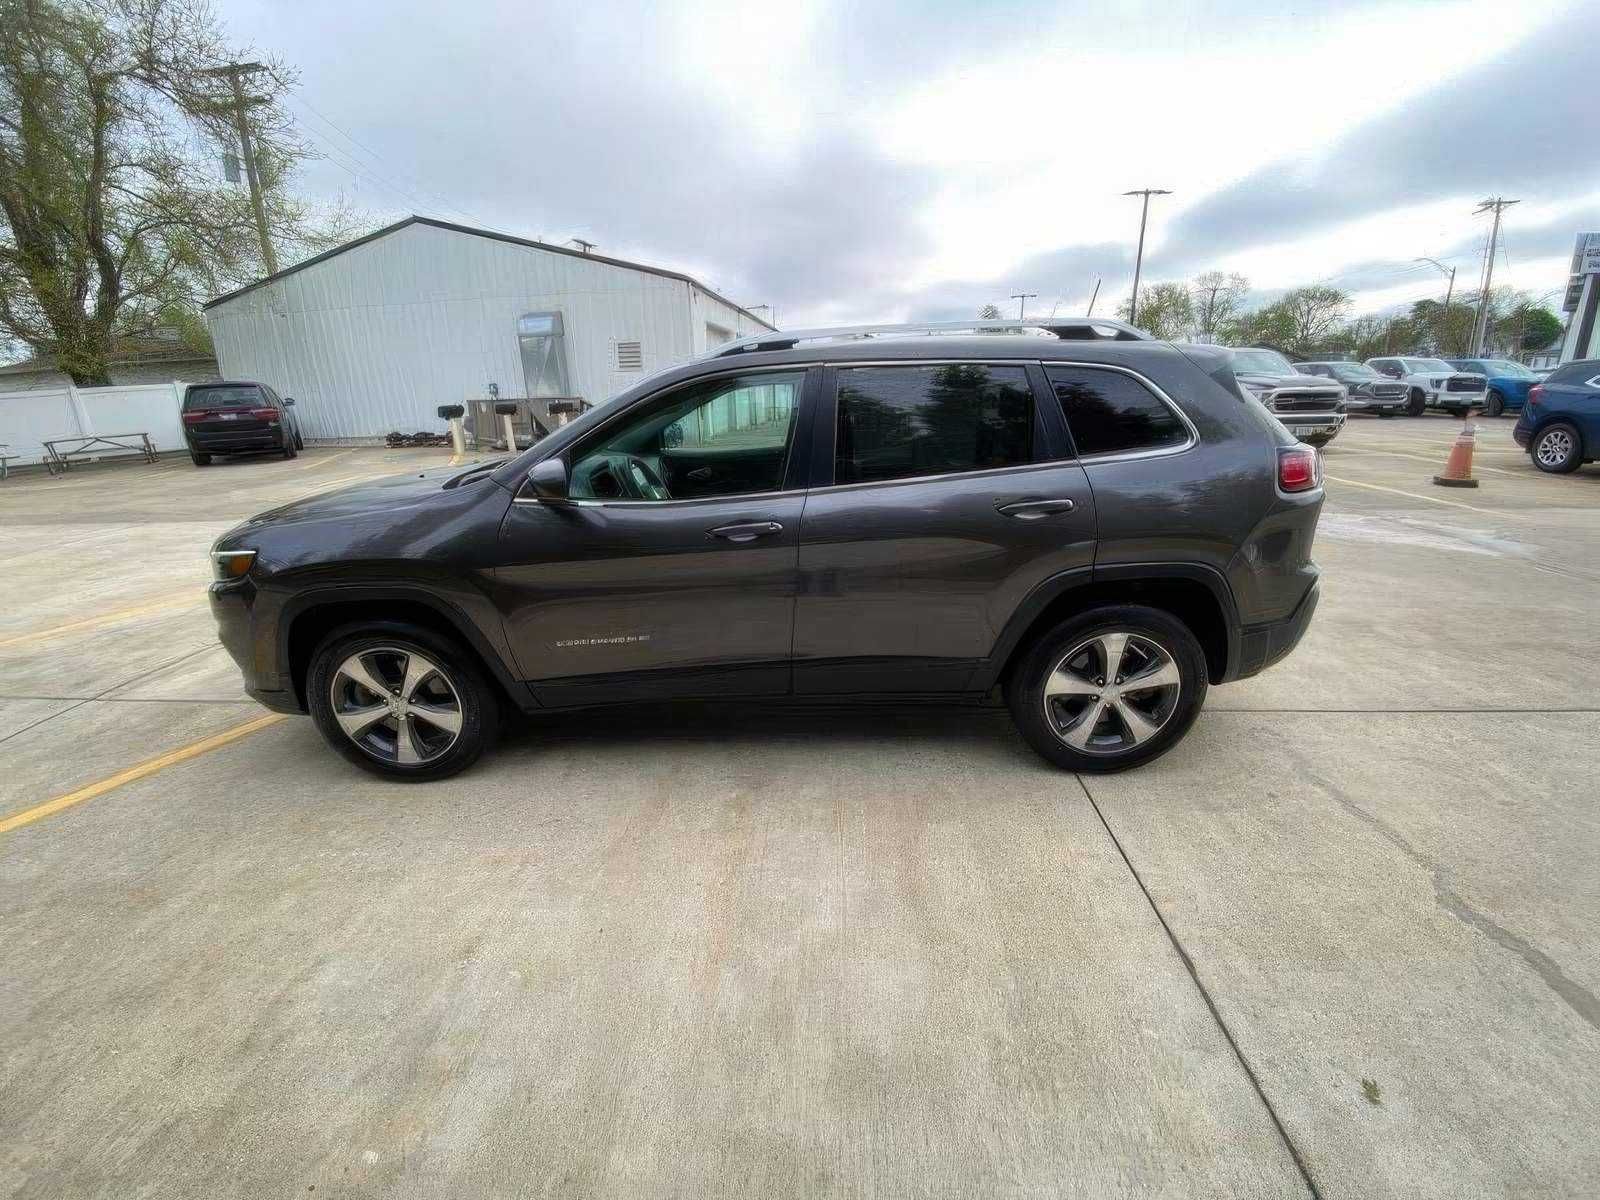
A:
[185,385,263,410]
[1045,365,1190,458]
[833,364,1033,485]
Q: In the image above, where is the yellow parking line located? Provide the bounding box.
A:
[1323,474,1530,520]
[0,713,287,836]
[0,593,204,650]
[297,448,356,471]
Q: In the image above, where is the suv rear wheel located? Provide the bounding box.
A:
[1008,605,1208,772]
[1531,422,1582,474]
[307,624,499,780]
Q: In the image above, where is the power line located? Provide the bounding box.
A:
[285,93,492,227]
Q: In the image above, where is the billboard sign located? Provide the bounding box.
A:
[1572,232,1600,276]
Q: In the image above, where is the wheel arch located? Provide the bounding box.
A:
[281,588,528,714]
[976,564,1237,693]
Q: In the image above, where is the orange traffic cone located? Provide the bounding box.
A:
[1432,412,1480,489]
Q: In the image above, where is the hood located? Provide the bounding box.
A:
[233,463,501,531]
[1236,370,1337,389]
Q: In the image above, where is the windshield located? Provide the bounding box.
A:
[1230,349,1294,374]
[1401,358,1453,373]
[1475,359,1533,377]
[1332,363,1380,380]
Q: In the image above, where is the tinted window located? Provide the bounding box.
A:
[570,371,802,501]
[834,364,1032,485]
[1046,365,1189,457]
[184,385,263,410]
[1548,360,1600,387]
[1230,349,1294,374]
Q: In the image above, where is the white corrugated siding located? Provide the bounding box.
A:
[205,223,727,441]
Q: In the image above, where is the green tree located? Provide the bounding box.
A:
[1,0,341,384]
[1496,300,1561,353]
[1218,304,1295,349]
[1117,281,1193,341]
[1189,271,1247,342]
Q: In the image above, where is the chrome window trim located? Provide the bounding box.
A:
[513,487,806,509]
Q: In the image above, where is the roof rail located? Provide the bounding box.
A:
[711,317,1152,357]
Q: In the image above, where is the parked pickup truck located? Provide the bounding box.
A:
[1365,356,1486,416]
[1219,348,1347,446]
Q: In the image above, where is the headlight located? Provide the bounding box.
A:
[211,549,256,580]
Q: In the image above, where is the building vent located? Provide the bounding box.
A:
[615,340,643,371]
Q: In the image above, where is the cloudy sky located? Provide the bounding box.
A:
[222,0,1598,327]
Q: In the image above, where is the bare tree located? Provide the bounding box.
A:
[1116,282,1193,341]
[1,0,350,384]
[1189,271,1247,342]
[1263,285,1350,353]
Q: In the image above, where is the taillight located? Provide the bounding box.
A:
[181,411,208,424]
[1527,384,1543,408]
[249,407,280,421]
[1278,445,1320,493]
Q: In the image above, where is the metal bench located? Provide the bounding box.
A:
[42,432,159,476]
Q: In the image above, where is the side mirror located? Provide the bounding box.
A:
[282,397,295,407]
[527,457,570,501]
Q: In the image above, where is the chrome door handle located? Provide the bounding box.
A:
[708,520,783,543]
[996,498,1076,519]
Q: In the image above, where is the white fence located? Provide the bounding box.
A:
[0,381,187,467]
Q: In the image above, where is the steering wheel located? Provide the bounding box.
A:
[624,455,671,501]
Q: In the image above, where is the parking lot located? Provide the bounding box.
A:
[1,418,1597,1198]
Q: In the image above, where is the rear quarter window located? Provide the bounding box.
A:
[1547,361,1600,387]
[1045,365,1190,457]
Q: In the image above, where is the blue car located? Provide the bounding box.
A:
[1447,358,1540,417]
[1512,358,1600,473]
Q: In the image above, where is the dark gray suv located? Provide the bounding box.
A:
[209,319,1323,780]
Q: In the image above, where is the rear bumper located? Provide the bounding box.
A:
[1234,582,1319,681]
[189,428,288,452]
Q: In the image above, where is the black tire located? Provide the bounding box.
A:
[281,436,298,460]
[1484,389,1504,418]
[190,452,211,466]
[294,428,305,450]
[306,623,500,781]
[1406,388,1426,417]
[1530,422,1582,474]
[1007,605,1208,773]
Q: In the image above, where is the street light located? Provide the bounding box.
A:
[1415,257,1457,354]
[1123,189,1172,326]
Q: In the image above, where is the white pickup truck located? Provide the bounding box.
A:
[1365,356,1487,417]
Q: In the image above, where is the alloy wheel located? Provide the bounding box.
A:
[1536,428,1573,468]
[330,646,463,765]
[1042,631,1182,755]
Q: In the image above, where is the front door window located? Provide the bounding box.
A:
[570,371,804,501]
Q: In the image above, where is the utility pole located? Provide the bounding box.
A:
[1085,277,1101,317]
[203,62,277,274]
[1470,197,1518,356]
[1415,257,1457,353]
[1011,292,1037,320]
[1123,188,1172,325]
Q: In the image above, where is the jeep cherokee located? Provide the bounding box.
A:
[208,318,1323,780]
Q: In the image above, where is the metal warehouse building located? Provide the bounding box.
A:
[203,216,775,442]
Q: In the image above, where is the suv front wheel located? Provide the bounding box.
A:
[307,624,499,780]
[1008,605,1208,773]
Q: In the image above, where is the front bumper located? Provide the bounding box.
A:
[1425,389,1485,409]
[209,578,303,713]
[1235,582,1319,680]
[1271,411,1346,440]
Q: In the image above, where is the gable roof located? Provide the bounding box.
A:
[202,216,776,330]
